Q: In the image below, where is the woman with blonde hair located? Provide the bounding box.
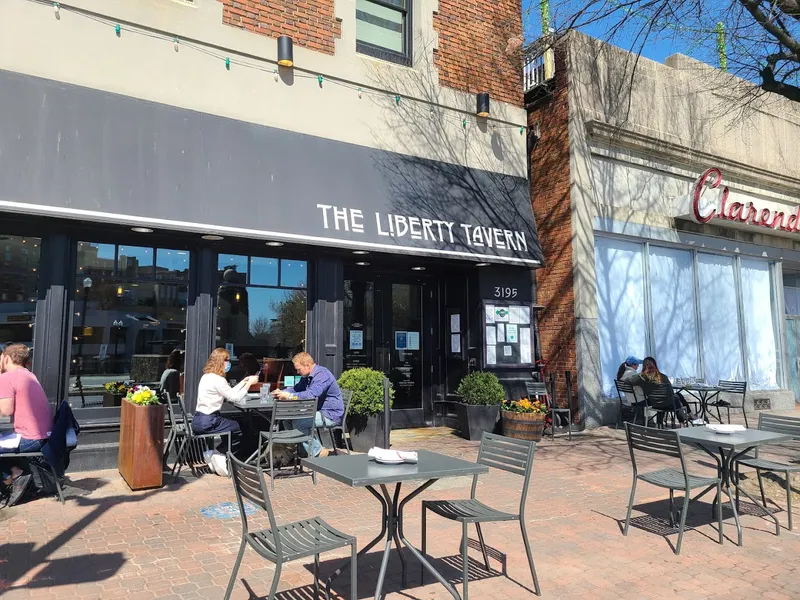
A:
[193,348,258,475]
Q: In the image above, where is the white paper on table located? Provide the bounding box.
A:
[486,345,497,365]
[450,314,461,333]
[503,345,513,357]
[450,334,461,353]
[485,304,495,324]
[496,323,506,343]
[520,306,531,324]
[368,448,418,463]
[520,327,532,364]
[485,325,496,346]
[509,306,522,324]
[406,331,420,351]
[506,323,519,343]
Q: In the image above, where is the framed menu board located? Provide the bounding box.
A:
[483,301,533,367]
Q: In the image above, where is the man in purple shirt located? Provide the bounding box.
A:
[272,352,344,457]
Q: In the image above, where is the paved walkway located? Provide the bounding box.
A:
[1,412,799,600]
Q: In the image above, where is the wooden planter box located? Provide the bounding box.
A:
[118,400,166,490]
[502,411,545,442]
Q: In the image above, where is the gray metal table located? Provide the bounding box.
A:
[675,384,723,423]
[226,395,275,464]
[677,427,791,545]
[303,450,488,600]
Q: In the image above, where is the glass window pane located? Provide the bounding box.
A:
[356,0,404,53]
[595,237,647,395]
[697,254,744,384]
[0,234,40,353]
[281,260,307,288]
[118,245,154,278]
[156,249,190,280]
[741,259,779,389]
[784,286,800,315]
[648,247,699,379]
[77,242,115,277]
[218,254,248,285]
[250,257,279,286]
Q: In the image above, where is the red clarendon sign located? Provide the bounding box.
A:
[692,168,800,232]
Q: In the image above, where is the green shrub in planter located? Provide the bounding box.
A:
[456,371,505,406]
[338,368,394,418]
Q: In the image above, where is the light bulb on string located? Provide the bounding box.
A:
[318,75,323,87]
[173,37,179,52]
[115,24,121,37]
[357,87,362,99]
[519,126,525,135]
[53,2,60,19]
[395,95,401,106]
[225,57,230,70]
[462,119,467,129]
[274,69,279,82]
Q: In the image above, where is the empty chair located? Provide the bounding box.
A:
[316,389,353,455]
[526,379,571,440]
[225,455,357,600]
[624,423,722,555]
[258,398,319,489]
[711,380,748,427]
[421,433,541,599]
[735,413,800,530]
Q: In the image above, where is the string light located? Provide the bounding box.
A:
[225,57,230,70]
[115,23,120,37]
[53,2,59,19]
[318,74,323,86]
[357,87,362,99]
[173,37,179,52]
[395,95,401,106]
[274,69,279,82]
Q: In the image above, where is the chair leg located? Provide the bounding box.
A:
[519,519,541,596]
[742,404,749,429]
[266,560,282,600]
[757,469,767,508]
[669,489,675,528]
[462,521,470,600]
[717,481,724,545]
[675,491,691,555]
[567,409,572,441]
[350,540,358,600]
[342,425,351,455]
[735,463,741,510]
[173,438,188,483]
[785,470,793,531]
[223,538,247,600]
[475,523,490,571]
[329,428,338,456]
[269,443,275,491]
[421,504,427,584]
[50,464,65,505]
[314,553,320,600]
[623,478,638,536]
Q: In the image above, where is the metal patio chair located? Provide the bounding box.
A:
[258,398,319,489]
[526,379,570,440]
[421,432,541,599]
[315,390,353,455]
[735,413,800,530]
[224,454,357,600]
[161,391,184,470]
[642,383,677,428]
[710,380,748,427]
[615,379,648,428]
[623,423,722,555]
[165,392,232,482]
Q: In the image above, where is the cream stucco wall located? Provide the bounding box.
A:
[0,0,528,178]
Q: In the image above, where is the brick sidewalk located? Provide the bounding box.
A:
[1,416,799,600]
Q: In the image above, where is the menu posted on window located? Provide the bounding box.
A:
[483,300,533,367]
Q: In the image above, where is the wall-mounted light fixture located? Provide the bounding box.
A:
[476,92,490,117]
[278,36,294,68]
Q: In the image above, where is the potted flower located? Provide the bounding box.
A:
[338,368,394,453]
[102,380,130,407]
[118,385,166,490]
[501,397,547,442]
[455,372,504,441]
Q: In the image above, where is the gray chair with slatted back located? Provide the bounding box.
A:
[712,380,748,427]
[316,389,353,455]
[735,413,800,530]
[615,379,647,428]
[642,383,676,428]
[549,373,573,440]
[525,381,557,440]
[259,398,320,489]
[420,432,541,599]
[624,423,722,554]
[224,454,357,600]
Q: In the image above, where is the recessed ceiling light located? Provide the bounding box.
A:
[475,262,490,267]
[355,261,370,266]
[131,227,153,233]
[353,250,369,255]
[265,241,284,247]
[201,234,224,241]
[411,266,426,271]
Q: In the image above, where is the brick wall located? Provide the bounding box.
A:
[433,0,524,107]
[528,48,577,415]
[218,0,342,55]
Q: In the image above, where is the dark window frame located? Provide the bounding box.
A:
[356,0,413,67]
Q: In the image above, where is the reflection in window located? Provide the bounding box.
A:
[250,257,278,286]
[218,254,248,285]
[69,242,190,409]
[0,234,40,360]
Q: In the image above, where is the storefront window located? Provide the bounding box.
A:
[741,259,779,389]
[216,255,307,378]
[0,235,40,360]
[69,242,190,408]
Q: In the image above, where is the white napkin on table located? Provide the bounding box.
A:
[705,424,746,433]
[368,447,418,463]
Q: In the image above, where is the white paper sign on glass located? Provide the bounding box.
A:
[349,329,364,350]
[497,323,506,343]
[485,325,497,346]
[451,334,461,353]
[450,314,461,333]
[506,323,519,343]
[486,345,497,365]
[485,304,496,324]
[520,327,532,363]
[494,306,510,323]
[509,306,522,324]
[407,331,420,351]
[503,345,513,356]
[521,306,531,324]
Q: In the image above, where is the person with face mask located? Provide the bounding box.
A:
[193,348,257,475]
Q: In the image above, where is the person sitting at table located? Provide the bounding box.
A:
[626,357,692,425]
[159,349,184,400]
[238,353,263,388]
[0,343,54,506]
[271,352,344,458]
[194,348,258,475]
[616,356,645,405]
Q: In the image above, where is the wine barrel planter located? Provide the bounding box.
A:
[501,411,545,442]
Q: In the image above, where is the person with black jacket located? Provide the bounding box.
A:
[626,357,693,426]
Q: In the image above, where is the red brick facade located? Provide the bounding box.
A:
[433,0,524,107]
[218,0,342,55]
[528,49,577,414]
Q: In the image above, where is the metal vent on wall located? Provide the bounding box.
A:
[753,398,771,411]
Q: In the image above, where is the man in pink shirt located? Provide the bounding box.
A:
[0,343,54,506]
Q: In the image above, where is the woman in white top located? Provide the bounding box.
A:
[192,348,258,460]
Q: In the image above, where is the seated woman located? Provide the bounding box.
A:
[160,349,184,400]
[626,357,692,426]
[193,348,258,475]
[238,353,263,386]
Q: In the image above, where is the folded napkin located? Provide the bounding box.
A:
[705,424,746,433]
[367,447,418,463]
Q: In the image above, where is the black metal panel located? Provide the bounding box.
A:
[309,258,344,375]
[183,247,218,413]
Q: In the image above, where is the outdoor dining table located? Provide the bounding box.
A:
[674,383,724,423]
[677,427,791,545]
[303,450,488,600]
[225,393,275,464]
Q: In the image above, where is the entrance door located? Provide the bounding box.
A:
[786,317,800,402]
[344,275,432,427]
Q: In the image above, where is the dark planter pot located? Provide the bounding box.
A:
[348,415,386,453]
[455,403,500,441]
[102,392,124,407]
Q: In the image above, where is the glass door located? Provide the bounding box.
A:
[786,317,800,402]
